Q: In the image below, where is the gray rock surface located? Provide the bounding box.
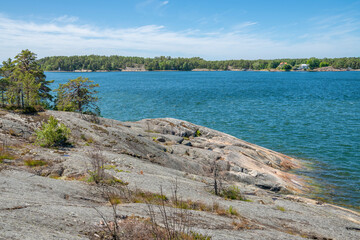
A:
[0,109,359,239]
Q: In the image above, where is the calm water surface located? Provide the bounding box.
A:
[46,71,360,209]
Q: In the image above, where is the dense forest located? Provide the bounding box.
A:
[37,55,360,71]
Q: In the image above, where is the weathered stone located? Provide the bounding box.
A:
[1,110,359,240]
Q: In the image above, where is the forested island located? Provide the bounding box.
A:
[38,55,360,72]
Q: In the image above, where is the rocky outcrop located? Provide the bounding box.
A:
[0,109,359,240]
[43,111,303,194]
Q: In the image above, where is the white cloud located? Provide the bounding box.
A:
[160,1,169,6]
[0,14,359,61]
[233,21,257,30]
[52,15,79,23]
[136,0,168,11]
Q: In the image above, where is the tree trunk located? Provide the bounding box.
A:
[21,90,24,108]
[1,91,4,107]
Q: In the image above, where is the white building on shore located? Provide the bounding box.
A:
[299,64,309,70]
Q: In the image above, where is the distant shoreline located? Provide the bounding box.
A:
[45,68,360,73]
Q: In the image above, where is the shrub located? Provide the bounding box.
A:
[195,129,201,137]
[87,150,106,184]
[22,106,37,114]
[35,116,71,147]
[220,185,247,201]
[319,61,329,68]
[282,64,292,71]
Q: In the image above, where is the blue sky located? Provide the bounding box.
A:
[0,0,360,61]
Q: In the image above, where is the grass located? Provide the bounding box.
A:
[107,187,240,219]
[50,174,88,181]
[91,215,211,240]
[103,164,116,170]
[104,177,129,186]
[87,173,129,186]
[144,130,160,133]
[93,183,258,239]
[24,159,47,167]
[133,190,168,204]
[190,232,211,240]
[276,206,286,212]
[0,153,15,161]
[227,206,239,216]
[103,164,128,173]
[80,134,94,143]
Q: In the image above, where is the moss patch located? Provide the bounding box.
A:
[24,159,48,167]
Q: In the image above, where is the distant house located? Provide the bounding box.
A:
[299,64,309,70]
[278,62,288,68]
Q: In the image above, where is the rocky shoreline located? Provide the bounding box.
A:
[0,109,359,239]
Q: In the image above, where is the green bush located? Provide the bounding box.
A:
[195,129,202,137]
[319,61,329,68]
[35,116,71,147]
[220,185,248,201]
[282,64,292,71]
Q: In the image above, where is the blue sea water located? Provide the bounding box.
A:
[46,71,360,208]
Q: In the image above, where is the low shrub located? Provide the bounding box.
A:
[220,185,248,201]
[4,105,19,111]
[195,129,201,137]
[35,116,71,147]
[22,106,37,114]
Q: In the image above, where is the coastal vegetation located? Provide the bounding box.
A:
[54,76,100,115]
[37,55,360,71]
[0,50,100,115]
[1,100,360,239]
[0,50,53,109]
[35,116,71,147]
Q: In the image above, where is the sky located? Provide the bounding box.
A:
[0,0,360,61]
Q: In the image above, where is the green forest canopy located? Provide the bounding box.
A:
[37,55,360,71]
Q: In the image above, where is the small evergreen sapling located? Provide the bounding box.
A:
[35,116,71,147]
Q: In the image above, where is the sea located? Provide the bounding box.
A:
[46,71,360,209]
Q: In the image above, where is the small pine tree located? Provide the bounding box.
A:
[55,77,100,115]
[35,116,71,147]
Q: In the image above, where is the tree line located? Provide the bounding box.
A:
[37,55,360,71]
[0,50,99,114]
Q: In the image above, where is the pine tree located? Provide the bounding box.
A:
[55,77,100,115]
[0,59,13,106]
[14,49,53,105]
[0,50,53,108]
